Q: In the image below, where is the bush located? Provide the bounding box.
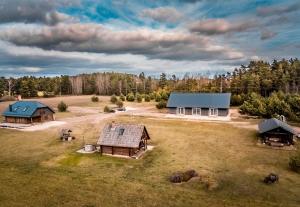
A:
[231,94,243,106]
[144,94,151,102]
[160,91,169,101]
[91,96,99,102]
[289,155,300,173]
[110,95,118,104]
[155,94,161,102]
[126,93,135,102]
[136,93,142,103]
[149,93,155,100]
[120,94,125,101]
[57,101,68,112]
[116,100,124,108]
[104,105,114,113]
[156,100,167,109]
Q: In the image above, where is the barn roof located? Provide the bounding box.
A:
[167,92,231,108]
[2,101,54,118]
[97,123,150,148]
[258,118,296,135]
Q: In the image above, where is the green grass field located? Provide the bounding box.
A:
[0,114,299,207]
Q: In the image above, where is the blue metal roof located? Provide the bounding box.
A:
[2,101,54,118]
[167,92,231,108]
[258,118,296,135]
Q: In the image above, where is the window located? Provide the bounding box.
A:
[192,108,201,115]
[209,108,218,116]
[119,128,125,135]
[177,107,185,115]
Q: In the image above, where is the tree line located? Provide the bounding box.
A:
[1,58,300,120]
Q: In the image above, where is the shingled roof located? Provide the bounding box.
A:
[258,118,296,135]
[167,92,231,108]
[2,101,55,118]
[97,123,150,148]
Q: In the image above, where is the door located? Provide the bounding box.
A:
[192,108,201,115]
[177,107,185,115]
[209,108,218,116]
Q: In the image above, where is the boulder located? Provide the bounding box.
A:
[169,169,198,183]
[263,173,279,184]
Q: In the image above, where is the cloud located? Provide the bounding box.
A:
[257,3,300,17]
[0,40,236,76]
[260,30,277,40]
[140,7,183,23]
[0,23,244,61]
[21,67,43,73]
[189,18,257,35]
[0,0,78,25]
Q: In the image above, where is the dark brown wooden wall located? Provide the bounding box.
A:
[101,146,138,156]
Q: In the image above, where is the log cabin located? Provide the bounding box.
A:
[167,92,231,117]
[2,101,55,124]
[258,118,297,146]
[97,122,150,157]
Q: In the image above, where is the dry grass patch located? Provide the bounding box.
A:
[0,115,300,207]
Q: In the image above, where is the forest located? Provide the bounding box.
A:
[1,58,300,120]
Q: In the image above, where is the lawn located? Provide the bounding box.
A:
[0,114,299,207]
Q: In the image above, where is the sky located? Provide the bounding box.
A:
[0,0,299,77]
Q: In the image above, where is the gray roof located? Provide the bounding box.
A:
[97,123,150,148]
[167,92,231,108]
[258,118,296,134]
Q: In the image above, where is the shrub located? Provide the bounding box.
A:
[116,100,124,108]
[156,100,167,109]
[149,93,155,100]
[289,155,300,173]
[136,93,142,103]
[104,105,114,113]
[160,91,169,101]
[155,94,161,102]
[144,94,151,102]
[110,95,118,103]
[231,94,243,106]
[57,101,68,112]
[126,93,135,102]
[120,94,125,101]
[91,96,99,102]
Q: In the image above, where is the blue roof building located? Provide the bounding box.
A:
[167,92,231,117]
[2,101,55,124]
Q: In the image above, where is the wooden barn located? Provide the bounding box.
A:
[258,118,297,146]
[167,92,231,117]
[97,122,150,157]
[2,101,55,124]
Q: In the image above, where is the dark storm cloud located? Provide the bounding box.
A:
[257,3,300,17]
[189,19,257,35]
[0,0,78,25]
[0,23,244,61]
[260,30,277,40]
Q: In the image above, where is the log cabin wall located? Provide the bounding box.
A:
[101,146,139,156]
[5,116,30,124]
[33,108,54,121]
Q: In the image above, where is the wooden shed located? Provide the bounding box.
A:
[258,118,297,146]
[2,101,55,124]
[97,122,150,157]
